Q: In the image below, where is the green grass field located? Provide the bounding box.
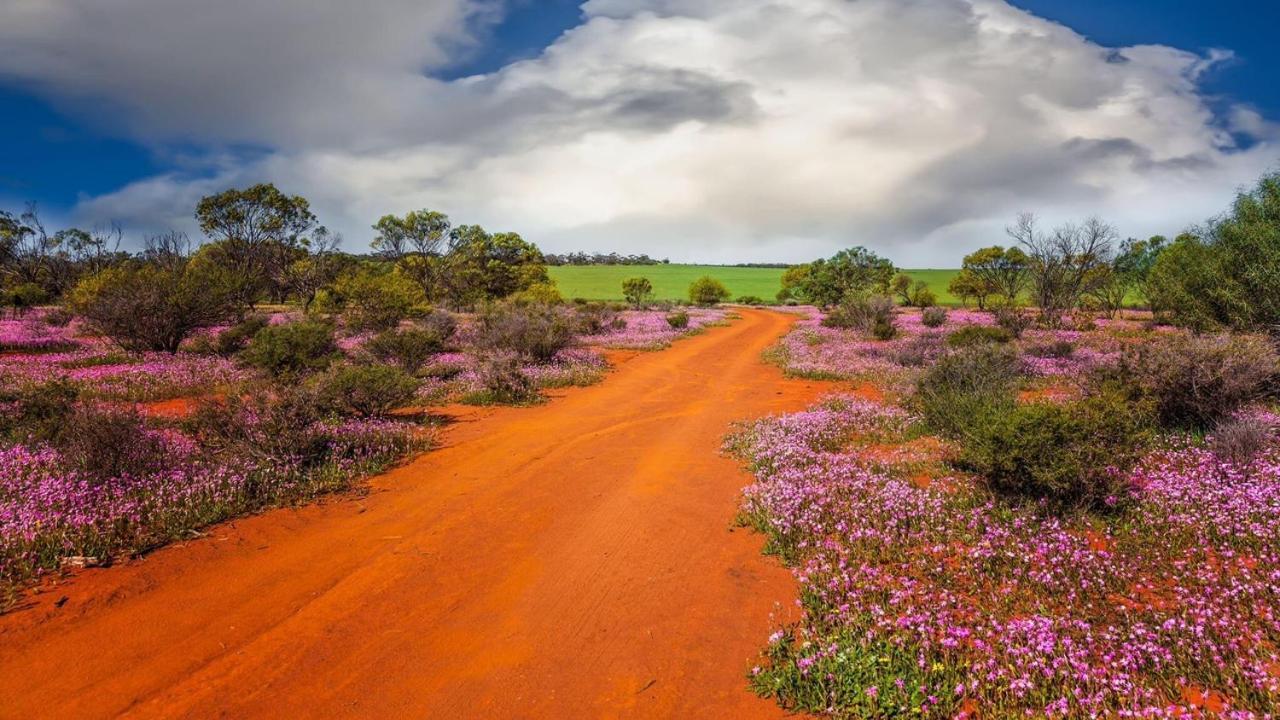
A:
[548,264,965,304]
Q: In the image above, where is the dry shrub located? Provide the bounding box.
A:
[472,351,538,405]
[59,406,168,484]
[1128,333,1278,428]
[921,307,948,328]
[1210,414,1277,465]
[473,303,575,362]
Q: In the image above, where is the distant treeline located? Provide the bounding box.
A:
[545,252,792,269]
[544,252,669,266]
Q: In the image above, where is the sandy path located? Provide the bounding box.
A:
[0,309,829,719]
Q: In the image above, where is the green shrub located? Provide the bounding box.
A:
[333,267,425,333]
[666,310,690,329]
[1145,171,1280,331]
[189,388,330,473]
[509,282,563,306]
[915,345,1020,439]
[688,276,730,306]
[893,334,944,368]
[69,260,242,352]
[364,325,450,373]
[4,283,50,315]
[920,307,947,328]
[946,325,1013,348]
[736,295,765,306]
[622,277,654,309]
[312,363,420,417]
[0,380,79,443]
[871,315,898,341]
[473,302,575,362]
[963,387,1153,512]
[210,314,270,356]
[241,321,338,378]
[1125,332,1278,428]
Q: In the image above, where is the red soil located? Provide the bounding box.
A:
[0,309,833,719]
[850,381,885,404]
[1180,684,1229,714]
[136,397,202,419]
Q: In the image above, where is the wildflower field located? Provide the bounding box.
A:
[0,304,725,606]
[730,307,1280,717]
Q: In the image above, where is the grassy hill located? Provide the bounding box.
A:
[548,264,964,304]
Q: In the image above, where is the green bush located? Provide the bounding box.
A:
[241,321,338,378]
[871,315,898,341]
[962,387,1153,512]
[69,260,242,353]
[1145,171,1280,331]
[333,267,425,333]
[312,363,420,417]
[4,283,50,315]
[915,345,1020,439]
[622,277,654,308]
[736,295,765,306]
[1027,340,1075,359]
[920,307,947,328]
[1125,332,1278,428]
[666,310,690,329]
[508,282,563,306]
[473,302,575,362]
[688,276,730,306]
[946,325,1013,348]
[893,334,944,368]
[208,314,269,356]
[0,380,79,443]
[364,324,451,373]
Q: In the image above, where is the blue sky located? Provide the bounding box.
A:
[1,0,1277,262]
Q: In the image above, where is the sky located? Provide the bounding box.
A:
[1,0,1277,265]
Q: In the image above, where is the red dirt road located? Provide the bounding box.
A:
[0,309,830,719]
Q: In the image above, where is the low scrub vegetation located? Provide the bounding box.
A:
[742,302,1280,716]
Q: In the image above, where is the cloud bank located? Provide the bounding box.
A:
[2,0,1276,263]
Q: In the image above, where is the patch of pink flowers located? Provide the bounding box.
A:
[0,316,80,353]
[729,395,1280,717]
[0,414,418,586]
[0,349,250,401]
[593,308,730,350]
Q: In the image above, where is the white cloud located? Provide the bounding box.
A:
[5,0,1277,263]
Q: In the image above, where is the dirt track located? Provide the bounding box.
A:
[0,309,831,719]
